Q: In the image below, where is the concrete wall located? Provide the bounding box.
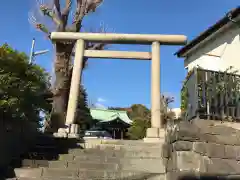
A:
[184,22,240,73]
[163,119,240,180]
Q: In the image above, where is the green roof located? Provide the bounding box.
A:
[90,108,132,124]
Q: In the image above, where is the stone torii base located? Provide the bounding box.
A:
[50,32,187,142]
[53,124,80,139]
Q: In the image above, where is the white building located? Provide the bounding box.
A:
[171,108,181,119]
[176,7,240,74]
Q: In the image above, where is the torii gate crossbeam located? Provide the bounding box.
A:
[51,32,187,142]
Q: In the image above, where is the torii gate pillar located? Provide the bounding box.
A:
[144,41,164,142]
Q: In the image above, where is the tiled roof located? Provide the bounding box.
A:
[90,108,132,124]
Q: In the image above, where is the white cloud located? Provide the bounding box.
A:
[94,103,107,109]
[97,97,106,103]
[91,97,108,109]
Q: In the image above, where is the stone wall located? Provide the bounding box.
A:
[163,119,240,180]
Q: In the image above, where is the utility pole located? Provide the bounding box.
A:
[29,38,49,64]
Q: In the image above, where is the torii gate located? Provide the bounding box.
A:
[50,32,187,142]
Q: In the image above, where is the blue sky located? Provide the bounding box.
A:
[0,0,239,109]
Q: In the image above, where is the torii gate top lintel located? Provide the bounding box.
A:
[52,31,188,142]
[51,32,187,45]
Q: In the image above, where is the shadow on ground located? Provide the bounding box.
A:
[1,131,82,179]
[179,175,240,180]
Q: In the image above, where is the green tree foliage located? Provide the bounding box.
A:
[0,44,51,127]
[128,104,151,120]
[75,85,93,130]
[127,118,150,140]
[126,104,151,140]
[127,96,175,140]
[109,105,151,120]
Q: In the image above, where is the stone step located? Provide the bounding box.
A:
[49,160,119,171]
[60,154,121,163]
[20,156,165,174]
[49,158,165,173]
[68,148,162,158]
[83,139,163,146]
[20,152,59,161]
[83,142,163,149]
[14,168,164,179]
[77,170,164,180]
[81,140,164,149]
[21,159,49,168]
[19,145,60,161]
[120,158,165,173]
[95,144,163,151]
[14,168,43,179]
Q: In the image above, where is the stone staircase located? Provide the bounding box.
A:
[12,138,166,180]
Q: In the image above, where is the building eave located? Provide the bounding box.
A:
[175,6,240,58]
[90,108,132,124]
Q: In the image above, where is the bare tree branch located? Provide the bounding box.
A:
[70,0,103,32]
[53,0,61,17]
[71,21,113,57]
[28,12,50,35]
[85,0,103,14]
[59,0,72,30]
[40,4,61,25]
[83,20,114,50]
[88,43,105,50]
[70,0,85,32]
[62,0,72,16]
[33,0,61,27]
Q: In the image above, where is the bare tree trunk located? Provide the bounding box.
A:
[30,0,106,133]
[46,43,73,132]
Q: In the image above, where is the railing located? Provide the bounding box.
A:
[182,68,240,121]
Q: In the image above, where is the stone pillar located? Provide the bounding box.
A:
[55,39,85,138]
[144,41,165,142]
